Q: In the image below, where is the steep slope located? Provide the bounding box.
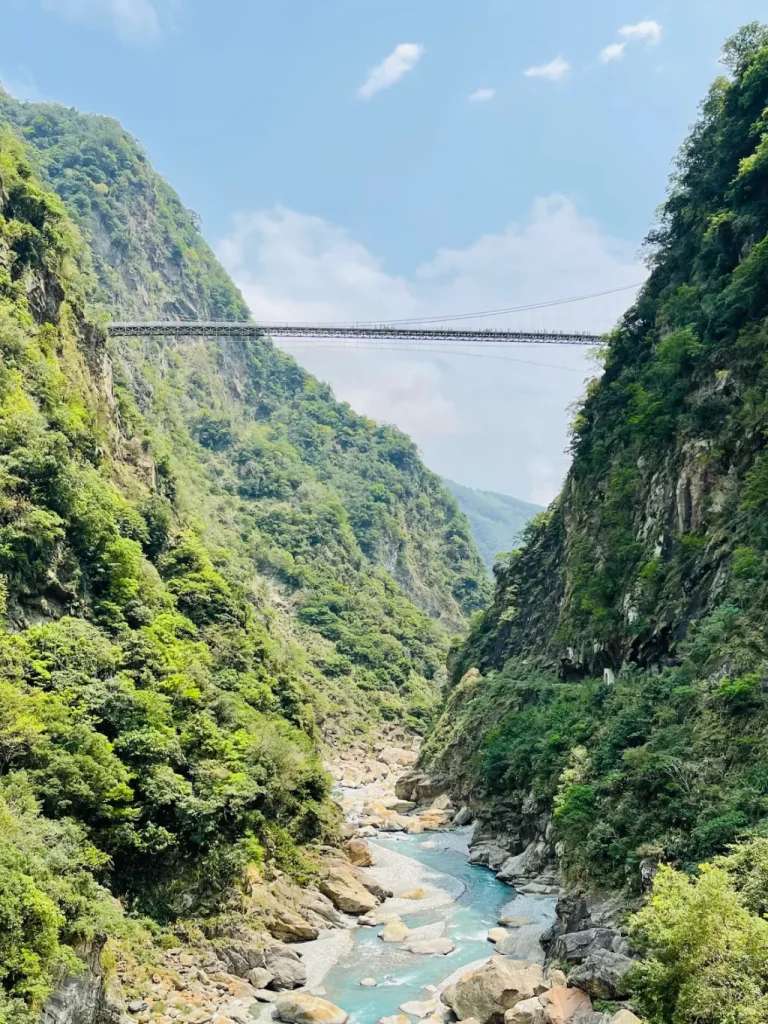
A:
[0,96,489,1021]
[423,25,768,886]
[0,132,340,1020]
[0,90,489,741]
[444,478,541,569]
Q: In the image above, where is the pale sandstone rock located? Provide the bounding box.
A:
[360,977,377,987]
[488,928,510,943]
[540,986,592,1024]
[245,968,273,989]
[275,993,349,1024]
[442,957,547,1024]
[380,918,410,943]
[344,839,374,867]
[403,937,455,955]
[504,997,543,1024]
[319,868,378,915]
[378,1016,410,1024]
[399,887,428,900]
[610,1013,642,1024]
[400,998,439,1017]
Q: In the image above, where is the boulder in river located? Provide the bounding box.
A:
[442,956,547,1024]
[320,867,378,915]
[488,928,509,943]
[403,937,455,955]
[380,917,410,942]
[275,992,349,1024]
[379,1016,411,1024]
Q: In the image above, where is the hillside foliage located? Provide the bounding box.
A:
[421,26,768,1021]
[0,90,488,1018]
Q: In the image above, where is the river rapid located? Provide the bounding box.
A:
[314,828,557,1024]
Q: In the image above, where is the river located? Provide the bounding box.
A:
[317,829,557,1023]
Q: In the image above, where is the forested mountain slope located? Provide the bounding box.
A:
[424,24,768,885]
[421,31,768,1016]
[0,96,488,1020]
[444,479,541,570]
[0,89,489,741]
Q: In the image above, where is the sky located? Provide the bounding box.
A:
[3,1,767,502]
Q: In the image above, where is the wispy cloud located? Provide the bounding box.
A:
[619,20,663,45]
[357,42,424,100]
[524,56,570,81]
[216,199,643,504]
[599,42,626,63]
[41,0,162,43]
[468,87,496,103]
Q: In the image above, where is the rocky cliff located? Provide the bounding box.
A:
[423,24,768,889]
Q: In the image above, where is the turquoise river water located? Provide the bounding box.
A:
[319,831,556,1024]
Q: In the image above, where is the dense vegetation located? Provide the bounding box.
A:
[444,479,540,570]
[0,90,488,1019]
[423,24,768,1022]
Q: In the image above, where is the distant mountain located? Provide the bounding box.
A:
[444,479,542,570]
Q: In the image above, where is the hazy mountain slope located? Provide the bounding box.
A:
[423,26,768,888]
[444,478,541,569]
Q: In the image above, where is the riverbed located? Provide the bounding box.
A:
[313,829,556,1023]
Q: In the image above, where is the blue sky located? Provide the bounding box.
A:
[3,1,766,502]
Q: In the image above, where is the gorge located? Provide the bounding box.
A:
[3,19,768,1024]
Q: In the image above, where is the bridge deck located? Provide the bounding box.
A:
[107,322,601,346]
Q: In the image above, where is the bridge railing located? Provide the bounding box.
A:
[107,322,603,346]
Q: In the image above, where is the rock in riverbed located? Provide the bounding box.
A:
[403,937,455,955]
[442,957,547,1024]
[320,867,378,915]
[275,992,349,1023]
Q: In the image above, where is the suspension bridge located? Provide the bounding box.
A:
[106,322,602,345]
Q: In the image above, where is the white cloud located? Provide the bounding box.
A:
[41,0,162,42]
[600,42,626,63]
[217,197,642,337]
[357,43,424,100]
[523,56,570,81]
[619,20,663,45]
[468,87,496,103]
[215,199,644,502]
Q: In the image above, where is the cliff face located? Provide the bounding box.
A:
[424,27,768,887]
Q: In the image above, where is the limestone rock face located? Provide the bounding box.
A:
[549,929,615,965]
[320,867,378,915]
[567,950,634,1000]
[275,992,349,1024]
[344,838,374,867]
[442,957,547,1024]
[42,938,122,1024]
